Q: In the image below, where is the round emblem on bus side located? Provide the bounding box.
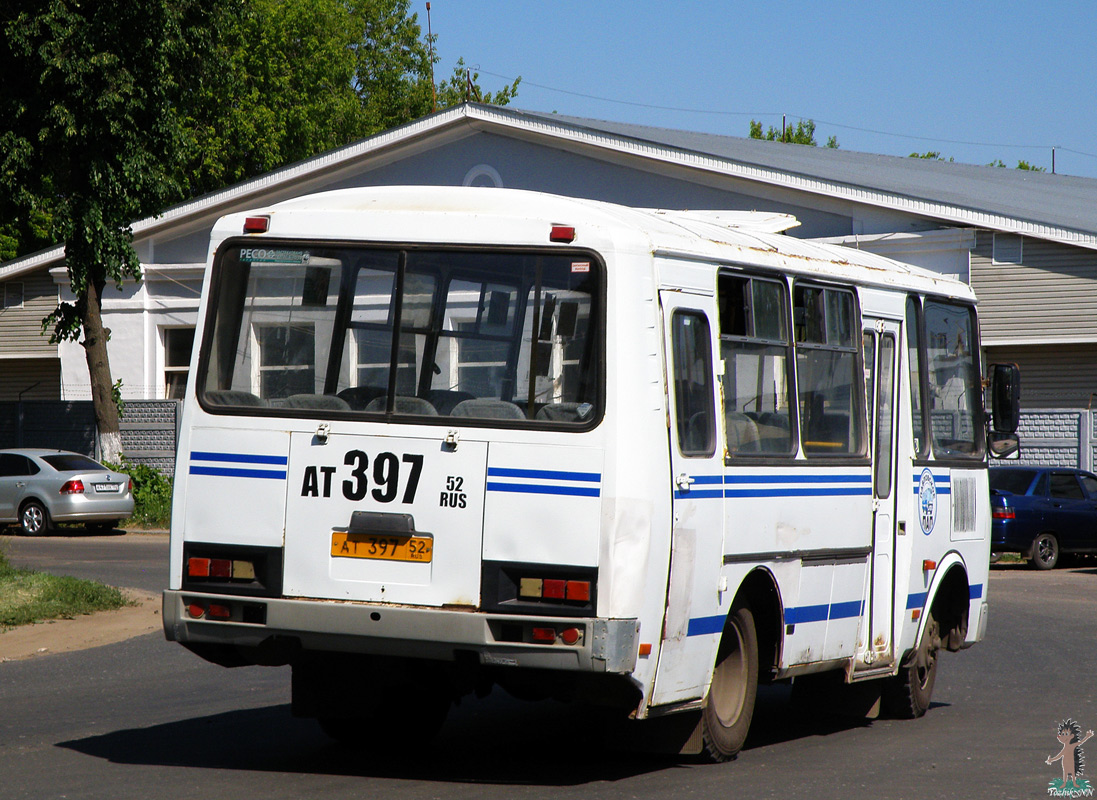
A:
[918,468,937,535]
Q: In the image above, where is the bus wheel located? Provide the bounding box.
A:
[700,603,759,762]
[883,609,940,719]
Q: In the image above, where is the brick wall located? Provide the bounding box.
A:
[1009,409,1088,469]
[119,400,180,475]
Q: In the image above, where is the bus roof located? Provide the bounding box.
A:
[216,186,974,300]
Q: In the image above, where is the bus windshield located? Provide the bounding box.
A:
[199,244,602,425]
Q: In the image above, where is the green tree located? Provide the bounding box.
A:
[178,0,519,198]
[750,118,838,148]
[910,151,954,161]
[436,58,521,108]
[0,0,212,461]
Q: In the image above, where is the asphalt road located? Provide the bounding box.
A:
[1,535,1094,800]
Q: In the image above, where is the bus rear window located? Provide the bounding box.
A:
[199,245,602,426]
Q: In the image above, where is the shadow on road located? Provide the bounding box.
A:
[57,683,893,785]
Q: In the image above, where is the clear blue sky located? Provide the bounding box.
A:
[427,1,1097,179]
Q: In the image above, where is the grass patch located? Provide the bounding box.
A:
[0,548,128,630]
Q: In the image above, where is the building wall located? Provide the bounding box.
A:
[971,231,1097,346]
[985,343,1097,410]
[0,269,57,357]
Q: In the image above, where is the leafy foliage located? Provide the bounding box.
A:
[750,118,839,148]
[107,460,174,528]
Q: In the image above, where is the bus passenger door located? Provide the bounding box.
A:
[652,291,726,706]
[863,319,900,667]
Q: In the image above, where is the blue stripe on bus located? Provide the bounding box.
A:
[724,474,871,484]
[688,600,864,635]
[687,615,726,636]
[675,473,872,500]
[969,583,983,600]
[486,482,601,498]
[907,591,928,610]
[487,467,601,482]
[785,600,864,625]
[189,465,287,480]
[190,451,288,466]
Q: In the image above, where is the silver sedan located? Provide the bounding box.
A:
[0,449,134,536]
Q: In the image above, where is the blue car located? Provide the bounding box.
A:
[989,466,1097,569]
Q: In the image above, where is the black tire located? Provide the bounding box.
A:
[882,609,939,719]
[700,604,759,762]
[19,500,51,536]
[1030,532,1059,570]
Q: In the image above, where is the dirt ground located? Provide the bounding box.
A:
[0,589,161,662]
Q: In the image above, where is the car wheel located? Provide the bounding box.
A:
[1030,533,1059,570]
[19,500,51,536]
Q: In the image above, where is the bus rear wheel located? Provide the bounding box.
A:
[883,609,940,718]
[700,604,759,762]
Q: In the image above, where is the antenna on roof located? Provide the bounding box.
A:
[426,2,437,112]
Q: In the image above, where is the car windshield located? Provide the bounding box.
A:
[989,468,1038,495]
[41,454,108,472]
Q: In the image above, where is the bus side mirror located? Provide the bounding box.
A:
[987,363,1020,459]
[989,363,1020,434]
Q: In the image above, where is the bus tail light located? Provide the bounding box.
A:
[531,627,557,643]
[243,215,270,233]
[549,225,575,242]
[187,556,258,582]
[519,577,592,603]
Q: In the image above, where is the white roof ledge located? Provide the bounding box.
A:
[644,208,801,234]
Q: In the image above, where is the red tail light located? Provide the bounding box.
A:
[243,215,270,233]
[60,480,85,494]
[993,508,1016,519]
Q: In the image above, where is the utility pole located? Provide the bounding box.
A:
[426,2,437,112]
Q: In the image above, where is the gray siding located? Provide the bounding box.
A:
[986,343,1097,410]
[0,358,61,401]
[0,269,57,356]
[971,232,1097,344]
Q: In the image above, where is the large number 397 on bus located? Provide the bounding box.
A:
[163,186,1020,761]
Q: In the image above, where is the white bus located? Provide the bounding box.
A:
[163,186,1019,761]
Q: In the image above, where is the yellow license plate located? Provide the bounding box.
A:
[330,531,433,563]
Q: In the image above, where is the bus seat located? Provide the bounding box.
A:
[536,402,595,423]
[428,389,476,415]
[283,394,351,411]
[726,412,761,452]
[450,398,525,420]
[336,386,387,410]
[204,390,267,407]
[364,396,438,415]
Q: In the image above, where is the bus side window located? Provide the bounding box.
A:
[793,284,865,456]
[671,311,716,457]
[906,296,928,458]
[718,273,794,456]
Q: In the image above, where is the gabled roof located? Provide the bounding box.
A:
[5,101,1097,281]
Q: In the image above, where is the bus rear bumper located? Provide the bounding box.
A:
[163,590,640,674]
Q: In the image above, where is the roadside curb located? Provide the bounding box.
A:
[0,589,161,662]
